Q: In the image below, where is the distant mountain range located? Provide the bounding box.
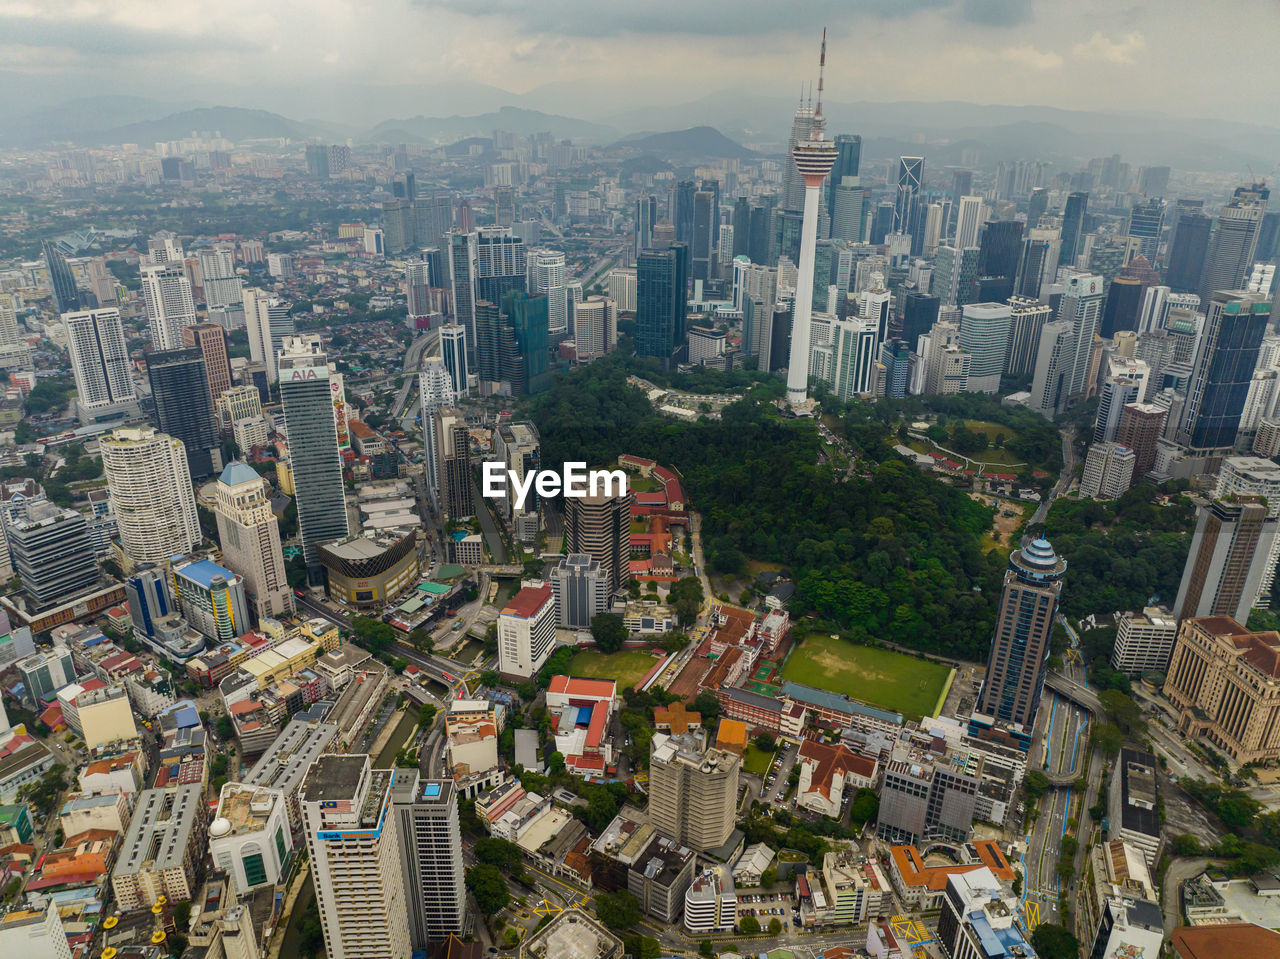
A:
[608,126,755,160]
[6,92,1280,174]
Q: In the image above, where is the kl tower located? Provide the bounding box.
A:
[785,31,839,409]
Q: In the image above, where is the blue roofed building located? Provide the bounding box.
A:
[171,557,251,643]
[780,681,903,733]
[936,867,1036,959]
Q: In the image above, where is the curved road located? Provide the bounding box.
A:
[392,331,436,419]
[1030,426,1076,527]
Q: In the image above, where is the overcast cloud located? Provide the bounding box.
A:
[0,0,1274,126]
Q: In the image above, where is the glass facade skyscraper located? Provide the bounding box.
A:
[635,244,688,369]
[147,348,221,480]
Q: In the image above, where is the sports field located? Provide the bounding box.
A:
[780,635,953,720]
[568,648,662,690]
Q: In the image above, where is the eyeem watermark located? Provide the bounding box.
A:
[481,462,627,511]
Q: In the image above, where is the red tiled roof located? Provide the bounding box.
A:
[548,676,616,699]
[502,585,553,619]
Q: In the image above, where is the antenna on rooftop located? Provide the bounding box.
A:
[816,28,827,120]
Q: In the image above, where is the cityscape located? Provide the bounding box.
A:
[2,7,1280,959]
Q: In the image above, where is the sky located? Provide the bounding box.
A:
[1,0,1276,126]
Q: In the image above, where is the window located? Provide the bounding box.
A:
[242,851,268,887]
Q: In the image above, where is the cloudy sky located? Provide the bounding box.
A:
[1,0,1275,125]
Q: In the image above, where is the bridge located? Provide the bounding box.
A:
[481,564,526,577]
[1045,670,1102,715]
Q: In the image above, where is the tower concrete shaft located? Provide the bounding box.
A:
[785,144,837,407]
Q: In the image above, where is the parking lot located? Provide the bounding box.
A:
[762,739,801,805]
[736,890,798,926]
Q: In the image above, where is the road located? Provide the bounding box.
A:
[1030,427,1076,526]
[391,331,436,419]
[577,246,622,293]
[470,475,510,563]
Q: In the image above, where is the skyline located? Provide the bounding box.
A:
[1,1,1279,132]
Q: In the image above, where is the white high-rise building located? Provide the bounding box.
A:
[1059,272,1106,401]
[1111,607,1179,675]
[62,308,140,424]
[529,250,568,337]
[146,235,184,264]
[607,268,637,313]
[0,294,20,347]
[440,324,469,397]
[1029,319,1076,418]
[141,261,197,351]
[955,196,986,249]
[392,773,467,946]
[0,899,73,959]
[302,756,411,959]
[405,261,432,320]
[958,302,1012,394]
[571,297,616,357]
[1094,357,1151,444]
[821,316,877,400]
[419,356,455,495]
[198,247,244,311]
[215,385,264,435]
[1080,442,1136,499]
[497,584,557,679]
[214,462,294,622]
[100,426,200,566]
[243,288,295,384]
[921,318,971,395]
[1215,456,1280,607]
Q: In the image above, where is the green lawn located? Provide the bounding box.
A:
[568,648,661,690]
[743,744,774,776]
[780,635,953,720]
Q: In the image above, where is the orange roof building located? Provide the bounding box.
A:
[715,719,749,755]
[887,842,1016,910]
[654,702,701,735]
[1171,924,1280,959]
[796,739,878,817]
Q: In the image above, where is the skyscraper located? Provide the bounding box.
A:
[1165,209,1212,294]
[43,241,81,313]
[243,288,295,384]
[440,323,469,397]
[691,189,716,284]
[1199,187,1266,304]
[1060,272,1106,403]
[100,426,201,566]
[648,730,740,851]
[635,195,657,258]
[141,261,197,351]
[1026,187,1049,228]
[1094,357,1150,444]
[1176,290,1271,453]
[563,490,632,593]
[974,537,1066,735]
[493,185,515,228]
[1127,198,1165,264]
[570,297,617,357]
[827,134,861,224]
[7,501,98,609]
[435,407,473,521]
[892,157,924,237]
[474,227,527,321]
[277,336,350,587]
[1115,403,1166,482]
[635,244,689,369]
[405,259,433,323]
[182,322,232,403]
[958,303,1011,394]
[1060,191,1089,268]
[528,250,568,338]
[63,308,139,425]
[417,192,453,250]
[1174,497,1278,622]
[381,197,413,253]
[197,247,243,312]
[1213,457,1280,607]
[673,179,697,247]
[147,348,221,480]
[954,196,985,250]
[1004,297,1053,377]
[214,461,293,622]
[392,772,466,946]
[302,756,411,959]
[448,231,478,347]
[419,356,454,495]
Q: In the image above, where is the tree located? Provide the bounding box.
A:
[699,940,714,957]
[693,689,720,722]
[660,630,690,653]
[548,751,566,774]
[1012,870,1023,896]
[768,918,782,935]
[760,867,777,889]
[739,915,760,935]
[595,889,642,930]
[474,837,524,874]
[1024,770,1051,800]
[408,628,433,654]
[849,788,880,826]
[591,613,628,654]
[1031,923,1080,959]
[465,864,510,916]
[480,669,500,687]
[754,732,776,752]
[669,576,705,625]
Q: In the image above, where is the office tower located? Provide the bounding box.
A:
[690,190,716,284]
[474,294,548,395]
[100,426,200,565]
[405,260,433,322]
[1213,457,1280,607]
[830,177,866,243]
[243,288,295,384]
[148,349,221,480]
[1080,443,1136,499]
[820,316,878,400]
[392,773,466,946]
[435,407,473,521]
[782,106,817,213]
[305,145,330,178]
[43,240,81,313]
[571,297,616,357]
[563,490,631,592]
[7,501,98,609]
[957,303,1011,394]
[1003,297,1052,377]
[1137,165,1171,197]
[381,197,413,253]
[418,356,454,495]
[1199,188,1267,304]
[635,195,656,257]
[1127,198,1165,263]
[0,293,19,346]
[447,231,478,346]
[975,220,1022,292]
[635,245,689,369]
[1094,357,1150,444]
[1174,496,1278,621]
[749,200,776,264]
[649,730,740,851]
[550,554,610,629]
[528,250,568,337]
[302,756,411,959]
[937,871,1037,959]
[954,196,985,250]
[412,192,450,252]
[438,323,469,398]
[1166,211,1212,294]
[1176,290,1271,453]
[473,226,526,319]
[171,557,249,643]
[215,385,264,439]
[214,462,293,622]
[785,57,839,407]
[140,261,197,351]
[492,185,515,228]
[920,318,970,395]
[1060,191,1089,267]
[1015,228,1060,300]
[496,584,557,678]
[827,134,861,222]
[974,537,1066,732]
[1028,319,1074,416]
[1099,276,1143,339]
[901,292,940,350]
[181,321,232,405]
[197,246,243,311]
[931,245,980,307]
[673,179,697,249]
[1058,272,1106,402]
[1026,187,1049,228]
[277,336,349,586]
[1116,403,1166,482]
[893,157,924,236]
[879,338,910,398]
[62,308,139,425]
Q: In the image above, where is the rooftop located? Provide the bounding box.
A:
[503,584,554,619]
[1171,924,1280,959]
[301,754,366,803]
[521,908,622,959]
